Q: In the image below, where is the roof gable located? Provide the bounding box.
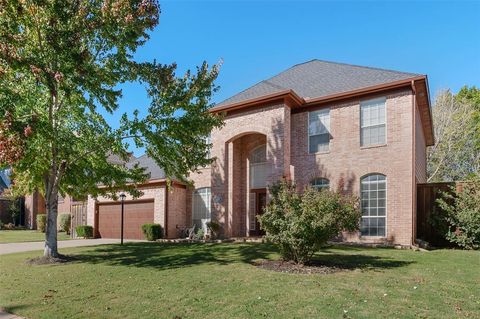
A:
[217,59,420,107]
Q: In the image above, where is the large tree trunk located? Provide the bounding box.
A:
[44,182,59,257]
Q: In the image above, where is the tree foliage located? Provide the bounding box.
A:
[0,0,223,257]
[437,180,480,250]
[427,89,480,182]
[259,181,360,264]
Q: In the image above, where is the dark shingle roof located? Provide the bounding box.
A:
[217,59,421,106]
[127,154,166,180]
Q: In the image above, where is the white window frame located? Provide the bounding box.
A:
[308,109,331,153]
[192,187,211,233]
[205,133,212,160]
[311,178,330,190]
[249,144,267,189]
[360,174,387,237]
[360,97,387,147]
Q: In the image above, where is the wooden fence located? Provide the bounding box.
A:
[71,202,87,238]
[416,182,458,246]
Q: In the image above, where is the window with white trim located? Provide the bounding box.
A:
[311,178,330,190]
[192,188,211,232]
[360,98,386,146]
[205,133,212,159]
[309,109,330,153]
[250,145,268,189]
[360,174,386,236]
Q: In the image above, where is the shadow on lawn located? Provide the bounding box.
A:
[69,242,413,272]
[71,242,278,270]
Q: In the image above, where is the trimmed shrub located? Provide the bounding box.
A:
[59,213,72,234]
[141,223,163,241]
[76,225,94,238]
[437,181,480,249]
[259,180,361,264]
[36,214,46,233]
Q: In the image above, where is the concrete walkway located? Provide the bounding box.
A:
[0,238,145,255]
[0,310,24,319]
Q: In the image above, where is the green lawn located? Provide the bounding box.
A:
[0,243,478,319]
[0,230,71,243]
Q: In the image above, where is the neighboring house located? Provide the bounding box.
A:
[28,60,434,246]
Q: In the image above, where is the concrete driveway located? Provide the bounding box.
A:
[0,238,146,255]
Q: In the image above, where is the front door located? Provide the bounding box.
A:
[249,191,267,236]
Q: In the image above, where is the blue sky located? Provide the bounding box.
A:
[115,0,480,155]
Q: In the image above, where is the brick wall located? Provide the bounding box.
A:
[207,102,290,236]
[166,186,186,238]
[415,105,428,183]
[291,89,415,245]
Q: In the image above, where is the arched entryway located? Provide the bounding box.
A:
[226,132,269,237]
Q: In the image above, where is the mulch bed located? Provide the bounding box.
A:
[254,259,348,274]
[25,254,77,265]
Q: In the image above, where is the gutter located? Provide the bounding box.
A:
[211,76,426,113]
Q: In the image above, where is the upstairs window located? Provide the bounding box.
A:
[311,178,330,190]
[309,109,330,153]
[250,145,268,189]
[360,98,386,146]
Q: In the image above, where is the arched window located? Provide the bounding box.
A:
[192,188,211,232]
[311,178,330,190]
[250,145,267,189]
[360,174,386,236]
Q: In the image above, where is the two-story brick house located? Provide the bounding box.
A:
[35,60,431,246]
[186,59,433,246]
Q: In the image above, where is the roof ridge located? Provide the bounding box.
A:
[308,59,421,76]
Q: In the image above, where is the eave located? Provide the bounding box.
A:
[211,75,434,146]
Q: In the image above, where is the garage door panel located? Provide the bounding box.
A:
[97,201,154,240]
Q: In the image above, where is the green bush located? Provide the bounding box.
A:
[76,225,93,238]
[36,214,46,233]
[141,223,163,241]
[437,181,480,249]
[59,213,71,234]
[259,180,361,264]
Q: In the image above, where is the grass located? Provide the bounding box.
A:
[0,243,478,319]
[0,230,71,243]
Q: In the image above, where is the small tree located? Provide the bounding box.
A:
[0,1,223,257]
[437,181,480,249]
[259,181,361,264]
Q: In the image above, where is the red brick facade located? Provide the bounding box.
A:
[188,87,428,245]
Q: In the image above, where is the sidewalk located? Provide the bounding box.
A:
[0,310,25,319]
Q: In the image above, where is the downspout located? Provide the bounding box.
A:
[411,80,417,246]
